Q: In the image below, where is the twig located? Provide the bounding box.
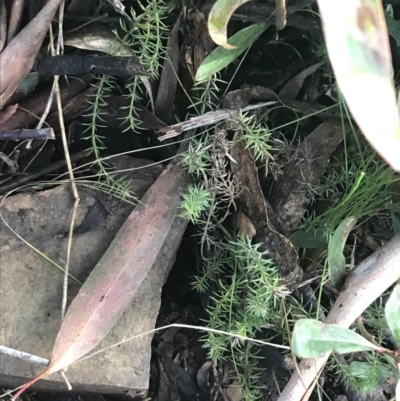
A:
[50,2,80,321]
[0,150,90,193]
[0,152,18,173]
[77,322,290,365]
[357,316,400,359]
[0,128,54,141]
[157,102,277,141]
[36,80,57,131]
[0,346,48,366]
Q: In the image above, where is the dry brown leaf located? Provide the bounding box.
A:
[0,0,63,110]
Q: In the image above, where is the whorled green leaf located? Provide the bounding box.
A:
[195,23,268,82]
[208,0,253,49]
[385,284,400,345]
[317,0,400,171]
[291,319,380,358]
[328,217,357,289]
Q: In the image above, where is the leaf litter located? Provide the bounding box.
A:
[1,1,400,400]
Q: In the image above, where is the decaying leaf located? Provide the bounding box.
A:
[0,0,63,109]
[230,134,303,289]
[269,121,344,235]
[317,0,400,171]
[7,0,25,43]
[278,62,325,99]
[155,18,180,124]
[11,158,188,400]
[64,24,135,57]
[0,0,7,52]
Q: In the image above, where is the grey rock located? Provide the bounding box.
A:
[0,157,187,396]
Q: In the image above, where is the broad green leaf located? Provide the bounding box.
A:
[195,23,268,82]
[328,217,357,289]
[385,284,400,345]
[11,159,188,400]
[317,0,400,171]
[289,230,327,249]
[208,0,253,49]
[291,319,380,358]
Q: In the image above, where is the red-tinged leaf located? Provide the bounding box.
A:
[12,161,187,400]
[0,0,63,109]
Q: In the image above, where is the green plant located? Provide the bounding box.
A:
[176,73,292,397]
[83,75,132,198]
[198,236,285,400]
[301,148,399,237]
[115,0,168,131]
[180,183,213,223]
[82,0,168,194]
[195,23,268,82]
[292,285,400,396]
[236,114,273,162]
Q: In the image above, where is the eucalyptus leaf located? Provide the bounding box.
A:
[195,23,268,82]
[328,216,357,289]
[291,319,380,358]
[208,0,253,49]
[385,284,400,345]
[64,25,135,57]
[317,0,400,171]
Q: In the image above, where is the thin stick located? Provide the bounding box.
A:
[49,2,80,320]
[77,322,290,365]
[0,346,48,366]
[49,4,77,392]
